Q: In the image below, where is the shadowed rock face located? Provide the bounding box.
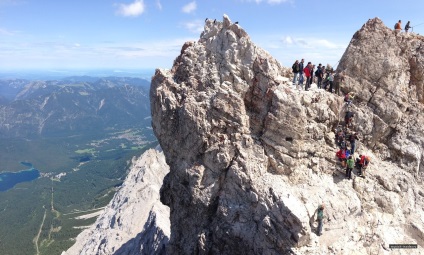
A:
[337,17,424,176]
[151,14,316,255]
[151,15,424,254]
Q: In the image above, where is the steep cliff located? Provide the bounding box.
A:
[337,17,424,176]
[151,15,424,254]
[63,148,170,255]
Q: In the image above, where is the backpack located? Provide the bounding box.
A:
[315,69,320,76]
[394,23,397,29]
[292,63,298,73]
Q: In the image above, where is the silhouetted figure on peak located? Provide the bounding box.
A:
[405,21,411,33]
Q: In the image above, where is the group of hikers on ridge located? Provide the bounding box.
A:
[395,20,412,33]
[312,18,416,238]
[291,59,344,94]
[308,81,371,236]
[335,123,370,179]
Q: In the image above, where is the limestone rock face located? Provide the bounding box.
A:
[63,148,170,255]
[338,18,424,177]
[151,15,424,254]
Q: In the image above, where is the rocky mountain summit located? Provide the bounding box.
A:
[150,15,424,254]
[65,16,423,255]
[338,17,424,176]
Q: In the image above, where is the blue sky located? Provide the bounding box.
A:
[1,0,424,71]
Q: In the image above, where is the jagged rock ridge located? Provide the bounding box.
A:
[337,17,424,176]
[151,15,424,254]
[63,148,170,255]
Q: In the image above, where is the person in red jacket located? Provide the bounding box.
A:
[304,62,312,91]
[336,148,347,167]
[358,155,370,177]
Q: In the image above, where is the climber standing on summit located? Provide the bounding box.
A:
[304,62,312,91]
[299,59,305,89]
[315,64,323,89]
[405,21,412,33]
[395,20,402,33]
[292,60,300,87]
[303,62,312,91]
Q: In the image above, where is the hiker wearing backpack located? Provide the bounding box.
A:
[345,111,354,127]
[346,155,354,179]
[336,128,345,147]
[292,60,300,86]
[349,132,359,154]
[355,155,362,169]
[315,64,323,89]
[359,155,370,177]
[395,20,402,33]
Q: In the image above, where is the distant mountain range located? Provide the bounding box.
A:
[0,76,151,138]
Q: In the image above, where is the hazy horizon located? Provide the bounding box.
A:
[0,68,156,80]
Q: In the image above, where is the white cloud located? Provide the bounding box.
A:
[249,34,348,69]
[116,0,145,17]
[182,1,196,13]
[181,20,204,33]
[283,36,293,45]
[0,37,198,69]
[280,36,344,49]
[156,0,162,10]
[314,39,340,49]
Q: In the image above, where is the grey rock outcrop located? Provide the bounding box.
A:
[151,15,424,254]
[338,17,424,176]
[63,148,170,255]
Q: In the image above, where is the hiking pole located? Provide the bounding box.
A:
[412,22,424,28]
[411,22,424,33]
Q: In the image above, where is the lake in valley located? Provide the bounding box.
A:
[0,162,40,191]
